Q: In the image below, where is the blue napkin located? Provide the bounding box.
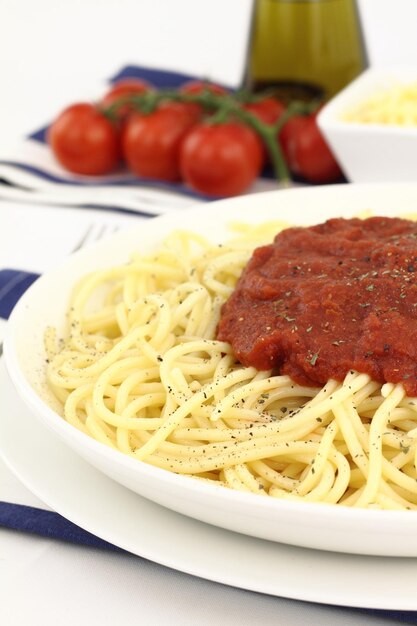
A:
[1,268,417,621]
[0,269,39,319]
[0,502,122,552]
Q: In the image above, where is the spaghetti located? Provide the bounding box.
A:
[45,221,417,510]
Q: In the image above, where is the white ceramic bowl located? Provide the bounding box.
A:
[317,66,417,183]
[6,183,417,557]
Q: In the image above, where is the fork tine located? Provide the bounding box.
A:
[71,223,95,253]
[96,223,119,241]
[94,223,108,241]
[72,222,120,253]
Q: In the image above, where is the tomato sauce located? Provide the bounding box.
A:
[217,217,417,395]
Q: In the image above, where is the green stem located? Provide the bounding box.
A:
[272,99,319,135]
[229,105,291,184]
[208,102,235,125]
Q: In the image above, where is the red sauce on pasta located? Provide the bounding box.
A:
[217,217,417,395]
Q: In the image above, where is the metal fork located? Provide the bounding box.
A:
[0,221,120,357]
[70,221,120,252]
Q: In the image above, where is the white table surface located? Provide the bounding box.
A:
[1,1,417,623]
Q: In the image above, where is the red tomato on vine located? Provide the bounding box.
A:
[101,79,152,121]
[48,103,120,175]
[279,112,342,183]
[180,122,263,196]
[122,105,197,182]
[179,80,228,119]
[243,97,285,126]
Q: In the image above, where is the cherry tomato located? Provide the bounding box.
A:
[101,78,152,121]
[122,106,196,182]
[102,78,151,103]
[180,122,263,197]
[159,100,201,126]
[180,80,227,96]
[279,115,308,174]
[279,112,342,183]
[243,96,285,125]
[243,96,285,165]
[48,103,120,175]
[179,80,228,119]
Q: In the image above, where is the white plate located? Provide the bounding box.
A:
[6,183,417,557]
[1,362,417,611]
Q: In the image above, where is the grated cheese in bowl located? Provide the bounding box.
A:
[344,81,417,126]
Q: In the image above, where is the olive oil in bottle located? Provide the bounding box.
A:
[249,0,366,102]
